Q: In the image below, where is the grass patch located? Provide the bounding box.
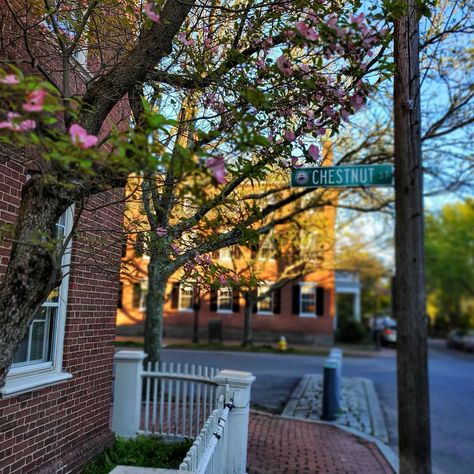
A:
[83,435,192,474]
[113,339,144,348]
[165,342,330,357]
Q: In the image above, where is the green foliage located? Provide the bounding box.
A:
[425,198,474,328]
[337,320,367,343]
[82,435,193,474]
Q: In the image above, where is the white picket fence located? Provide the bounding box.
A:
[141,362,219,438]
[179,393,231,473]
[112,351,255,474]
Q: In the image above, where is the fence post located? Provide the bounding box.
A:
[214,369,256,474]
[112,350,146,438]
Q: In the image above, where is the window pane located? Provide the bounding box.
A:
[218,288,232,311]
[132,283,142,308]
[301,285,315,314]
[258,285,273,313]
[12,307,55,366]
[179,285,194,310]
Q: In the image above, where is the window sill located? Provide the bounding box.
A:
[298,313,316,318]
[257,311,274,316]
[217,310,233,314]
[1,371,72,398]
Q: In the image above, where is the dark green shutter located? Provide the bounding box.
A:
[210,289,218,312]
[273,288,281,314]
[232,290,240,313]
[316,286,325,316]
[171,283,179,309]
[292,285,300,315]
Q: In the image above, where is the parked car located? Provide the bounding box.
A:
[461,330,474,352]
[380,322,397,347]
[446,329,468,350]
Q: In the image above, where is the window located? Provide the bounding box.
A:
[300,283,316,316]
[132,281,147,310]
[257,283,273,314]
[219,247,232,260]
[260,237,275,260]
[135,232,148,258]
[217,287,233,312]
[179,284,194,311]
[2,208,74,397]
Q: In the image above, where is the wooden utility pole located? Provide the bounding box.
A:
[394,1,432,473]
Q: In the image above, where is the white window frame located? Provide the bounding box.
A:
[178,283,194,312]
[257,282,274,315]
[217,287,233,313]
[1,207,75,397]
[219,247,232,261]
[259,236,275,261]
[132,280,147,311]
[299,282,316,318]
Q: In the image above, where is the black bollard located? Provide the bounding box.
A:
[321,359,338,421]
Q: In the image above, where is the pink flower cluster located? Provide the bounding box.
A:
[69,124,98,149]
[0,112,35,131]
[144,3,160,23]
[206,156,226,184]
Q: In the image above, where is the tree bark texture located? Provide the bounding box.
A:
[242,295,254,347]
[394,2,432,473]
[144,256,168,363]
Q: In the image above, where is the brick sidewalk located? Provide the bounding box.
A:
[247,411,394,474]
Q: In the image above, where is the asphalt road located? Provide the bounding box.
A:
[159,341,474,474]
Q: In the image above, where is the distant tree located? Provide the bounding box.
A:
[336,231,391,322]
[425,198,474,328]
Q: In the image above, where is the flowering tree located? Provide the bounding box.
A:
[0,0,390,381]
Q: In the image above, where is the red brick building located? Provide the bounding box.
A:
[117,188,337,346]
[0,3,129,473]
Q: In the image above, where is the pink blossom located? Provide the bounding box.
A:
[0,75,19,85]
[340,109,351,123]
[349,12,365,27]
[276,55,292,75]
[284,29,296,40]
[69,124,98,149]
[291,156,303,168]
[218,274,228,286]
[349,94,364,111]
[206,156,227,184]
[295,22,319,41]
[22,89,47,112]
[0,112,35,131]
[284,130,296,142]
[308,144,320,160]
[144,3,160,23]
[256,58,267,70]
[170,243,180,254]
[178,33,194,46]
[155,226,167,237]
[203,37,213,49]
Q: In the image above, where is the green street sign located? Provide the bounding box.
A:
[291,164,394,188]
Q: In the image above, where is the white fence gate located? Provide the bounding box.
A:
[112,351,255,474]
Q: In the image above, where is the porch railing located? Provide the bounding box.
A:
[112,351,255,474]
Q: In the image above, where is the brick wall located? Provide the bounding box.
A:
[0,2,130,471]
[0,157,124,473]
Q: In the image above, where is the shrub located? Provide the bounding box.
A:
[337,320,367,343]
[83,435,193,474]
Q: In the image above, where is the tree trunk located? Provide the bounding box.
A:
[242,295,254,347]
[0,178,71,387]
[394,2,432,473]
[144,256,168,363]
